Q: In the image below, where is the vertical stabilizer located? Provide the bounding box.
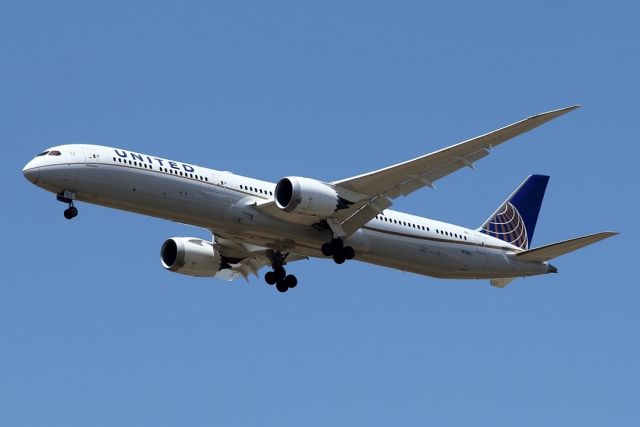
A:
[479,175,549,249]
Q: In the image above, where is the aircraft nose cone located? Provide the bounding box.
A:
[22,160,39,184]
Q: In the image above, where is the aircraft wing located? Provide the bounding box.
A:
[331,105,580,235]
[213,234,307,281]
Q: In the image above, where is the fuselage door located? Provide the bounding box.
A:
[83,147,99,164]
[472,233,488,271]
[209,172,225,186]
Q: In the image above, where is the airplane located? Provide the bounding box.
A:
[22,106,616,292]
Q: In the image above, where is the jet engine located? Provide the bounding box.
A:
[274,176,350,217]
[160,237,222,277]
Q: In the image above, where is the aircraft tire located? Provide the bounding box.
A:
[284,274,297,288]
[343,246,355,260]
[321,243,333,256]
[274,267,286,280]
[265,271,277,285]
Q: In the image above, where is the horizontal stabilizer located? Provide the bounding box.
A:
[515,232,618,262]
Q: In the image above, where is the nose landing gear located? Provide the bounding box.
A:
[264,251,298,293]
[321,238,355,264]
[63,205,78,220]
[57,191,78,220]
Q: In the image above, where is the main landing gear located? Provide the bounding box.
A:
[57,191,78,220]
[264,251,298,293]
[321,238,355,264]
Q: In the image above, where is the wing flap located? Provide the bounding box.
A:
[515,232,618,262]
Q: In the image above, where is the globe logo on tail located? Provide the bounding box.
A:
[481,202,529,249]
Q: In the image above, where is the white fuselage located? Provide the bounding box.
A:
[23,144,553,280]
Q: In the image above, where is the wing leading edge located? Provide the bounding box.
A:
[331,105,581,235]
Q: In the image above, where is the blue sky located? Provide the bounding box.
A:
[2,1,638,425]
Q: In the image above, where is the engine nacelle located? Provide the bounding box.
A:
[275,176,346,217]
[160,237,222,277]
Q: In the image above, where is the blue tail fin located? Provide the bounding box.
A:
[478,175,549,249]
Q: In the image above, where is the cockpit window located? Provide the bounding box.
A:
[48,150,62,156]
[36,151,49,156]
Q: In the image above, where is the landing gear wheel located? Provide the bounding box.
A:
[264,271,277,285]
[267,251,299,292]
[284,274,298,288]
[343,246,355,260]
[321,243,333,257]
[276,280,289,293]
[63,207,78,220]
[333,254,346,264]
[330,238,344,254]
[274,267,286,280]
[63,205,78,220]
